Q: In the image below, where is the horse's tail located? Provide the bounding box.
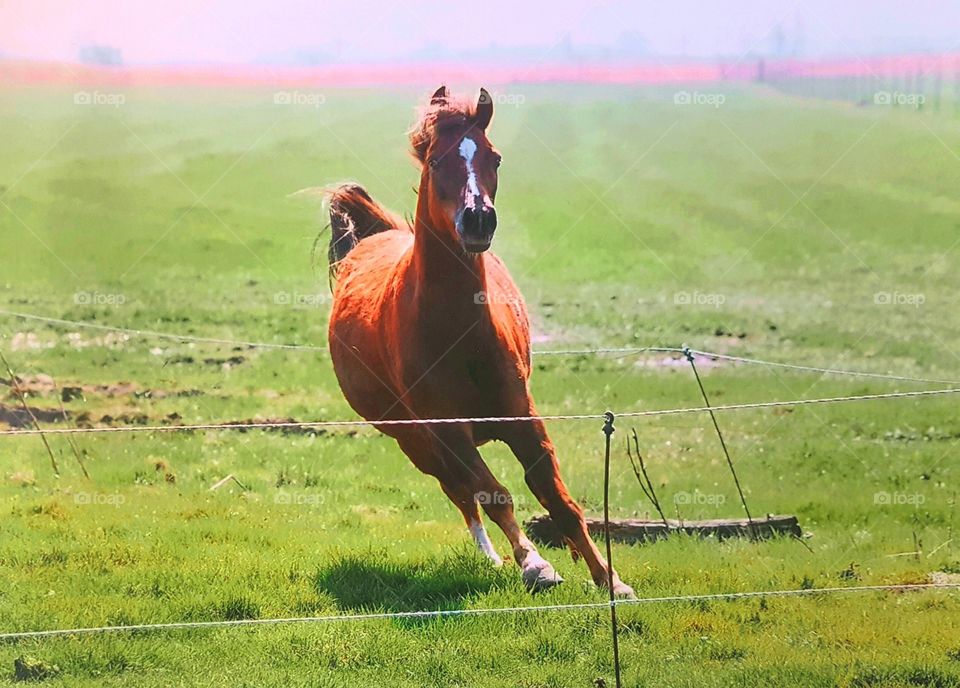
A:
[324,183,407,279]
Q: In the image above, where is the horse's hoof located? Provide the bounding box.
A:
[521,556,564,592]
[613,582,636,600]
[523,566,564,592]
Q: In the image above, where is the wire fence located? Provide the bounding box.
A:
[0,388,957,437]
[684,348,960,386]
[4,309,959,384]
[3,308,960,672]
[2,583,956,642]
[2,308,958,438]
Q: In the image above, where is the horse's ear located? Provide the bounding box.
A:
[476,88,493,130]
[430,86,448,104]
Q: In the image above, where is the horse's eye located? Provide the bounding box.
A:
[428,158,440,169]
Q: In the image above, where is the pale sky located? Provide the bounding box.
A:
[1,0,958,65]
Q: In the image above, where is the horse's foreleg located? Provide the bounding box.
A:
[502,418,636,599]
[394,430,505,567]
[461,454,564,591]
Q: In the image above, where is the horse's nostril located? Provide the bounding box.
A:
[457,205,495,248]
[483,207,497,233]
[460,207,478,234]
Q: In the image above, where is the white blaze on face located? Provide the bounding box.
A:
[459,137,480,198]
[469,519,503,566]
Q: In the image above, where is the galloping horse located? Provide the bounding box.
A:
[325,87,634,598]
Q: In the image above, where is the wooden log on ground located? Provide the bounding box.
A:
[525,514,802,547]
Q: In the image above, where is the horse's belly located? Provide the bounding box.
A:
[329,319,395,420]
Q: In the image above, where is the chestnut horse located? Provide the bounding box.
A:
[325,87,634,598]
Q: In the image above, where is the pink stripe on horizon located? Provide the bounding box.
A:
[2,54,959,88]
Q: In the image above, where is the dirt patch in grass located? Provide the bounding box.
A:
[2,374,204,402]
[635,353,729,370]
[0,402,68,428]
[220,417,335,436]
[0,400,347,437]
[9,330,132,351]
[13,656,61,682]
[164,354,246,369]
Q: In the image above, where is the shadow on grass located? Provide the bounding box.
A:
[315,548,510,616]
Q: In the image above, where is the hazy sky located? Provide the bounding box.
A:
[1,0,958,65]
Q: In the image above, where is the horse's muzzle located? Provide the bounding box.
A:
[456,204,498,253]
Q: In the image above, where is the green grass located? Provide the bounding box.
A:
[1,83,960,686]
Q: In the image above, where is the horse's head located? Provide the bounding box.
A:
[410,86,501,254]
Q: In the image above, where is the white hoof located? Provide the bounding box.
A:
[613,581,636,600]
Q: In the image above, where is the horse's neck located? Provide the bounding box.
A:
[410,194,486,299]
[404,185,501,354]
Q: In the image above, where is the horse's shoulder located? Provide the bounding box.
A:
[485,254,526,305]
[483,252,532,371]
[484,251,515,284]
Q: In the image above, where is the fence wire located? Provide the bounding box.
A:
[2,583,956,641]
[4,309,960,385]
[684,348,960,386]
[0,387,957,437]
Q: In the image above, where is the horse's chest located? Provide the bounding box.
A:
[399,306,526,406]
[461,351,524,402]
[465,356,491,388]
[403,345,519,402]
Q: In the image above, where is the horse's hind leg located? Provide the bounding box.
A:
[437,480,502,567]
[501,418,636,599]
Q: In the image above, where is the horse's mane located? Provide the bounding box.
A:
[408,95,478,163]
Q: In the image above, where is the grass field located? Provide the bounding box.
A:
[1,82,960,687]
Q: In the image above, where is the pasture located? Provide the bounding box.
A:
[1,82,959,686]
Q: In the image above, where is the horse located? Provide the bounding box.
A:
[324,86,634,598]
